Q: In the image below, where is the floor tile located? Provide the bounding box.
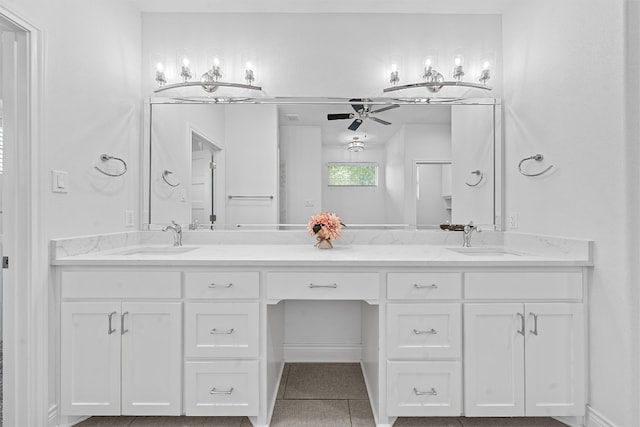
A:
[284,363,368,400]
[129,416,244,426]
[459,417,568,427]
[393,417,463,427]
[75,416,135,427]
[349,400,376,427]
[269,399,351,427]
[276,363,290,400]
[239,417,253,426]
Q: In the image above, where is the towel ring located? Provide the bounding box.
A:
[94,154,127,177]
[162,170,180,187]
[465,170,484,187]
[518,153,554,177]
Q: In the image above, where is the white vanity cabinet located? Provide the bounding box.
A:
[60,271,182,416]
[183,271,260,417]
[463,271,585,417]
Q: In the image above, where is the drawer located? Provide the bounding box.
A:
[61,271,181,299]
[387,272,462,300]
[185,302,259,358]
[464,271,583,300]
[185,272,259,299]
[267,272,379,301]
[387,361,461,416]
[387,303,461,359]
[184,360,259,416]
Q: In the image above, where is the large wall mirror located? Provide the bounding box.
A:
[142,98,502,230]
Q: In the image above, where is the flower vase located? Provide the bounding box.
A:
[315,236,333,249]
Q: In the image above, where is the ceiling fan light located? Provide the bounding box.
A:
[348,140,365,152]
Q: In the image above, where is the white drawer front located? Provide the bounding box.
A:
[465,271,583,300]
[185,303,259,358]
[184,360,258,416]
[267,272,379,301]
[387,303,461,359]
[61,271,181,299]
[387,361,462,416]
[387,272,462,300]
[185,272,259,299]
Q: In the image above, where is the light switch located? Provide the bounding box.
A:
[52,170,69,193]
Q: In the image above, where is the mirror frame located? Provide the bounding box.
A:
[141,96,503,231]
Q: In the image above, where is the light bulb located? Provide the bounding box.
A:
[391,63,398,72]
[483,61,491,70]
[213,57,220,66]
[182,57,190,67]
[246,61,253,71]
[454,56,462,67]
[156,62,164,72]
[425,58,432,68]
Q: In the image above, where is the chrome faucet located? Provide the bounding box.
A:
[162,220,183,246]
[462,221,481,247]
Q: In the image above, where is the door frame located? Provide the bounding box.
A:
[0,4,46,426]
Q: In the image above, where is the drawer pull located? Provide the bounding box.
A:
[210,387,234,395]
[121,311,129,335]
[107,311,117,335]
[413,328,437,335]
[210,328,235,335]
[308,283,338,288]
[413,387,437,396]
[529,312,539,336]
[414,283,438,289]
[208,283,233,288]
[517,312,525,336]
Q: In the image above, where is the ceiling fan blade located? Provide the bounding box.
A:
[327,113,353,120]
[369,117,392,126]
[349,98,365,113]
[348,119,363,131]
[369,104,400,114]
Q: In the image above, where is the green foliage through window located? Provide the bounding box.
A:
[328,163,378,186]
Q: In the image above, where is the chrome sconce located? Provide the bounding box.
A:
[389,64,400,86]
[347,136,365,152]
[245,62,255,85]
[479,61,491,85]
[155,63,167,86]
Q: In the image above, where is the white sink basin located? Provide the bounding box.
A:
[116,246,198,255]
[447,247,523,256]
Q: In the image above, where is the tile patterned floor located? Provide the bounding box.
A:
[77,363,568,427]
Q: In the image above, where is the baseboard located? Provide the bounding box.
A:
[47,405,58,427]
[586,405,618,427]
[283,343,361,362]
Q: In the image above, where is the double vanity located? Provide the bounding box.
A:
[51,230,592,427]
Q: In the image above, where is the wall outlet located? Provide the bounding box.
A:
[125,210,135,227]
[508,213,519,229]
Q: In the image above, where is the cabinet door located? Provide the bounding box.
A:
[525,303,585,416]
[61,302,121,415]
[121,302,182,415]
[464,303,525,416]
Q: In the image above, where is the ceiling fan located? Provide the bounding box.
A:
[327,99,400,131]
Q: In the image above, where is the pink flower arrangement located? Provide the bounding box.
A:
[307,212,345,241]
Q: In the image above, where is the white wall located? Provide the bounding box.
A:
[503,1,636,425]
[5,0,142,238]
[279,126,322,224]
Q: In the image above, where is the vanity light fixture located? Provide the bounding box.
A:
[452,55,465,81]
[153,56,262,94]
[389,64,400,86]
[155,63,167,86]
[180,57,192,82]
[347,136,365,152]
[479,61,491,85]
[383,56,492,94]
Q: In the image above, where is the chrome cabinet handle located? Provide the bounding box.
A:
[308,283,337,288]
[413,387,437,396]
[414,283,438,289]
[107,311,117,335]
[210,328,234,334]
[529,312,539,335]
[208,283,233,288]
[121,312,129,335]
[517,312,525,336]
[413,328,437,335]
[210,387,234,395]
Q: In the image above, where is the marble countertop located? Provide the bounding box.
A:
[51,242,593,268]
